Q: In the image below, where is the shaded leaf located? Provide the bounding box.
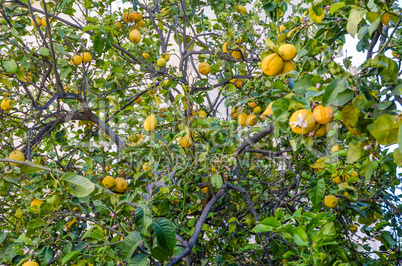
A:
[121,231,143,261]
[60,172,94,197]
[135,205,152,236]
[151,218,176,251]
[293,227,309,246]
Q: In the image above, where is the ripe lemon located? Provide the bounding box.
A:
[81,52,92,63]
[246,114,258,126]
[231,107,239,118]
[70,55,83,66]
[115,21,122,29]
[198,62,211,75]
[144,114,157,132]
[238,113,247,127]
[142,52,150,59]
[123,12,132,22]
[134,95,142,104]
[179,129,193,148]
[41,17,47,27]
[157,57,167,67]
[234,79,244,88]
[143,162,152,171]
[198,110,207,118]
[349,224,357,233]
[211,167,217,173]
[235,5,247,16]
[289,109,316,135]
[1,99,12,111]
[279,44,297,61]
[129,29,141,44]
[222,41,243,60]
[22,262,40,266]
[31,17,41,27]
[114,178,128,193]
[331,144,341,152]
[66,218,78,229]
[23,72,34,83]
[313,105,334,124]
[313,123,331,138]
[137,20,146,27]
[201,187,208,193]
[158,107,168,118]
[324,195,338,208]
[280,61,296,75]
[261,53,284,76]
[253,106,262,114]
[30,198,44,214]
[164,54,170,61]
[247,101,257,108]
[102,176,116,189]
[131,11,142,22]
[9,150,24,165]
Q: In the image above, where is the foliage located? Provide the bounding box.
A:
[0,0,402,265]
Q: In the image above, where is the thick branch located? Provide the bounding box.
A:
[235,124,275,155]
[246,148,292,157]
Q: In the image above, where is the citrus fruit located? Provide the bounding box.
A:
[279,60,296,75]
[1,99,12,111]
[261,53,284,76]
[324,195,338,208]
[105,165,110,171]
[22,262,39,266]
[81,52,92,63]
[70,55,83,66]
[278,44,297,61]
[144,114,157,132]
[198,62,211,75]
[129,29,141,43]
[289,109,316,135]
[102,176,116,189]
[142,52,150,59]
[179,129,193,148]
[313,123,331,138]
[157,57,166,67]
[231,107,239,118]
[143,162,152,171]
[115,21,122,29]
[164,54,170,61]
[9,150,24,165]
[313,105,334,124]
[248,101,257,108]
[238,113,247,127]
[131,11,142,22]
[114,178,128,193]
[246,114,258,126]
[331,144,341,152]
[31,17,41,27]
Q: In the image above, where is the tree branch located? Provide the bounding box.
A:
[235,124,275,155]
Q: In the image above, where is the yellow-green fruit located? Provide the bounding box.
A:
[198,110,207,118]
[70,55,83,66]
[248,101,257,108]
[314,123,331,138]
[164,54,170,61]
[349,224,357,233]
[123,12,132,22]
[324,195,338,208]
[222,42,243,60]
[280,61,296,75]
[31,17,41,27]
[41,17,47,27]
[231,107,239,118]
[114,178,128,193]
[144,114,157,132]
[81,52,92,63]
[137,20,146,27]
[235,5,247,16]
[261,53,284,76]
[157,58,167,67]
[22,262,40,266]
[246,114,258,126]
[253,106,262,114]
[289,109,316,135]
[105,165,111,171]
[179,129,193,148]
[131,11,142,22]
[143,162,152,171]
[102,176,116,189]
[30,198,44,214]
[198,62,211,75]
[238,113,247,127]
[279,44,297,61]
[115,21,122,29]
[129,29,141,44]
[9,150,24,165]
[1,99,12,111]
[142,52,150,59]
[331,144,341,152]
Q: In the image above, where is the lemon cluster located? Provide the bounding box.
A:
[289,105,334,137]
[262,44,297,76]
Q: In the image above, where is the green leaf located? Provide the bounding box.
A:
[151,245,173,261]
[38,246,54,265]
[94,34,104,55]
[60,172,94,197]
[121,231,143,261]
[27,219,44,229]
[321,223,336,240]
[151,218,176,251]
[393,148,402,166]
[260,217,280,227]
[211,173,223,189]
[347,140,369,163]
[2,59,18,73]
[128,253,148,266]
[293,227,309,246]
[359,160,375,181]
[322,78,352,106]
[252,224,273,233]
[330,2,346,14]
[135,205,152,236]
[371,114,402,145]
[38,47,50,56]
[0,232,7,245]
[374,54,399,83]
[342,104,361,135]
[346,8,367,37]
[308,178,325,209]
[62,250,80,264]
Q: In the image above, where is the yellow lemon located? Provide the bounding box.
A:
[164,54,170,61]
[198,62,211,75]
[245,114,258,126]
[331,144,341,152]
[238,113,247,127]
[179,129,192,148]
[1,99,12,111]
[114,178,128,193]
[313,105,334,124]
[137,20,146,27]
[144,114,157,132]
[222,42,244,60]
[131,11,142,22]
[253,106,262,114]
[30,198,44,214]
[142,52,150,59]
[261,53,284,76]
[280,61,296,75]
[247,101,257,108]
[41,17,47,27]
[314,123,331,138]
[157,57,167,67]
[105,165,111,171]
[279,44,297,61]
[231,107,239,118]
[115,21,122,29]
[123,12,132,22]
[198,110,207,118]
[143,162,152,171]
[22,262,40,266]
[31,17,41,27]
[289,109,316,135]
[23,72,34,83]
[129,29,141,44]
[201,187,208,193]
[102,176,116,189]
[9,150,24,166]
[324,195,338,208]
[70,55,83,66]
[81,52,92,63]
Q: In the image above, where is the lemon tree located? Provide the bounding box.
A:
[0,0,402,265]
